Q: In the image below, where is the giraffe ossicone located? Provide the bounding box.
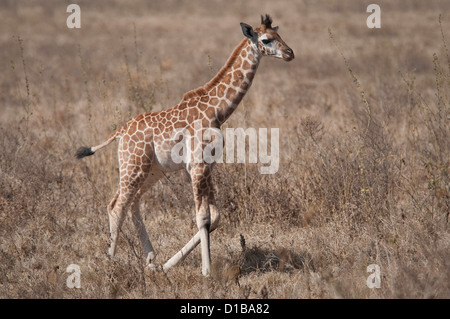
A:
[76,14,294,277]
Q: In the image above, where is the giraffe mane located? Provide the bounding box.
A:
[181,38,249,101]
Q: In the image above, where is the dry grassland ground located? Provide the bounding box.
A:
[0,0,449,298]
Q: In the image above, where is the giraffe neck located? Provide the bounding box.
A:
[178,38,260,127]
[181,38,257,126]
[209,38,261,125]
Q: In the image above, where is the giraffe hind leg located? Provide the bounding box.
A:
[107,189,120,257]
[108,169,150,259]
[129,169,163,266]
[108,189,120,216]
[108,191,134,258]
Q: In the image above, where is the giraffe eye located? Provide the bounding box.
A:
[262,39,273,45]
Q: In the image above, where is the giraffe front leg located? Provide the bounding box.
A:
[192,164,213,277]
[166,164,212,276]
[163,165,220,275]
[162,206,219,273]
[209,192,221,232]
[197,209,211,277]
[162,192,220,273]
[163,232,201,272]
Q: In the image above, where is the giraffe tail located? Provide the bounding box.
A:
[75,130,122,159]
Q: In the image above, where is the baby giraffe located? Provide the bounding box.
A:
[76,14,294,276]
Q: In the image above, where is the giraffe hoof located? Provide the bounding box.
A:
[147,263,163,272]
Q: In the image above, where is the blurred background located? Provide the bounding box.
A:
[0,0,449,298]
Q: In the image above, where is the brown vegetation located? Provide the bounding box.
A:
[0,0,449,298]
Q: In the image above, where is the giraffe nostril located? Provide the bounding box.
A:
[283,48,295,61]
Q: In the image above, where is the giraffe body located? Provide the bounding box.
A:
[76,15,294,276]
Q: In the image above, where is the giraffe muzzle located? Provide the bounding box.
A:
[283,48,295,61]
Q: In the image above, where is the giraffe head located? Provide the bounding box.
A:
[240,14,294,62]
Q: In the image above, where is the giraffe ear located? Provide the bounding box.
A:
[240,23,257,40]
[272,26,279,32]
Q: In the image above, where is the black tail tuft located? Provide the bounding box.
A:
[75,146,95,159]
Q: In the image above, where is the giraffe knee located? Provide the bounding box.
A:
[196,212,211,231]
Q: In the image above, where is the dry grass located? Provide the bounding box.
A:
[0,0,449,298]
